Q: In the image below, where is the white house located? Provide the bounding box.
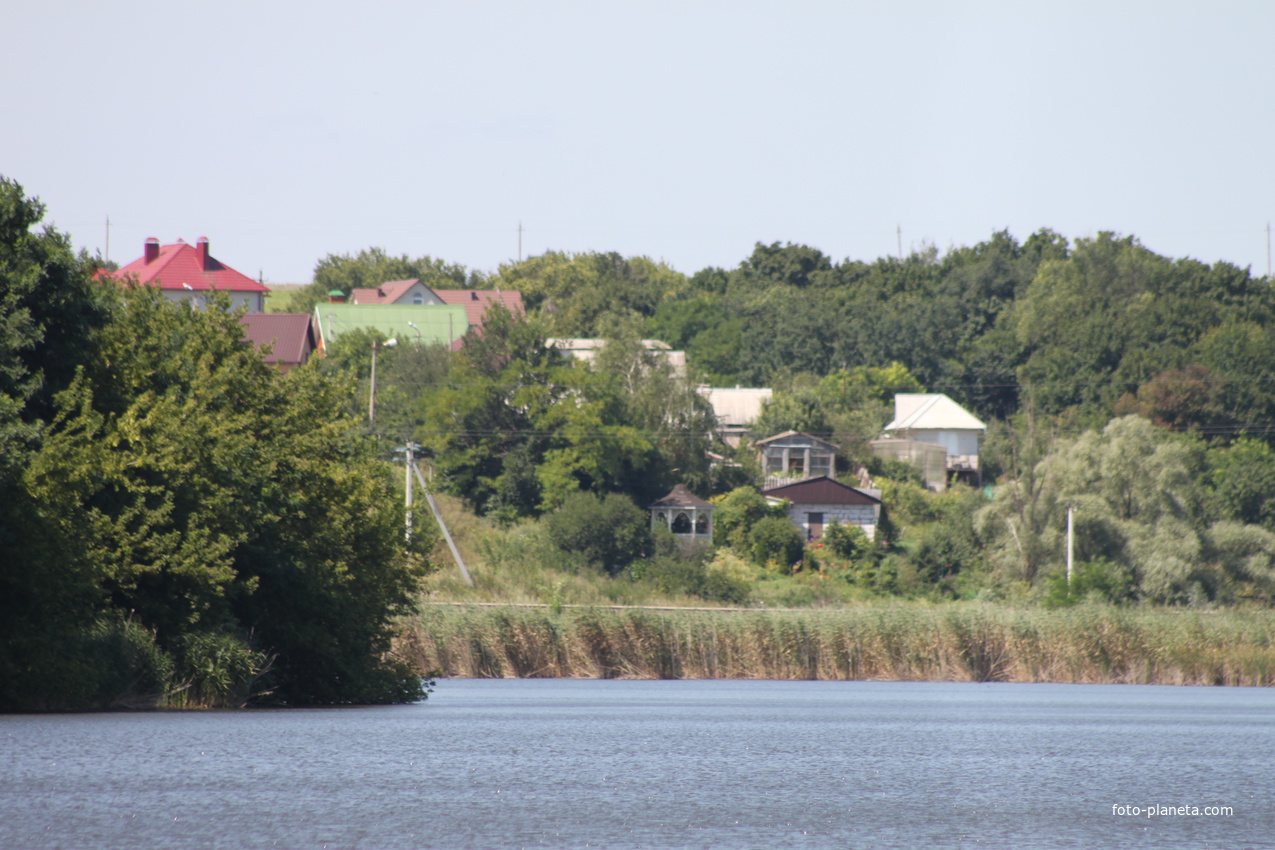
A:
[876,393,986,488]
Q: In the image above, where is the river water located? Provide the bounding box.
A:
[2,679,1273,849]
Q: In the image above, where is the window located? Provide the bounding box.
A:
[810,454,832,477]
[672,512,692,533]
[695,514,709,535]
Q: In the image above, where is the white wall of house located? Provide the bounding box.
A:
[900,428,980,457]
[787,503,877,541]
[160,290,264,313]
[397,282,444,305]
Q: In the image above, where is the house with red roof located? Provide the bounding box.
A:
[103,237,269,312]
[350,279,523,332]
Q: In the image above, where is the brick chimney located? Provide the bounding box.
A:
[144,237,160,263]
[197,236,210,270]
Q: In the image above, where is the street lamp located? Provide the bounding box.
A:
[369,337,397,425]
[407,321,421,343]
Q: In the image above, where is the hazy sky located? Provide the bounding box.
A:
[4,1,1273,283]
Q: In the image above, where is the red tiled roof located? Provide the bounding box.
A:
[106,238,268,293]
[350,279,422,304]
[239,313,316,365]
[435,289,525,327]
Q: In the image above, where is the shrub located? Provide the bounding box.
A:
[749,517,805,572]
[823,521,870,559]
[544,491,651,575]
[1043,558,1135,608]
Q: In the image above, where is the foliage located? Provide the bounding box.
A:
[1207,438,1275,531]
[5,275,432,708]
[710,486,785,551]
[543,491,652,576]
[748,516,805,572]
[823,521,870,560]
[1042,559,1135,608]
[492,250,687,336]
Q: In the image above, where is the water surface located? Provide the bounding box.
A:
[2,679,1272,848]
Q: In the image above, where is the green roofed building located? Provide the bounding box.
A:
[313,303,469,351]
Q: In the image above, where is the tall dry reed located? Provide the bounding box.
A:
[400,603,1275,686]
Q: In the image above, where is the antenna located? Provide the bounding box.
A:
[518,221,523,262]
[896,224,902,260]
[105,215,111,264]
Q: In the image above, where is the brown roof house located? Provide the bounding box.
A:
[648,484,715,544]
[239,313,317,373]
[761,476,883,542]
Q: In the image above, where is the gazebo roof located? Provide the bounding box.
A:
[648,484,713,510]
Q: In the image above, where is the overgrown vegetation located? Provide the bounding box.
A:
[0,178,433,711]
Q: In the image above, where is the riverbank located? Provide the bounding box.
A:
[401,602,1275,685]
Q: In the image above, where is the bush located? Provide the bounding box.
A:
[711,486,782,550]
[1043,558,1135,608]
[627,556,751,604]
[823,521,870,559]
[544,491,651,575]
[749,517,805,572]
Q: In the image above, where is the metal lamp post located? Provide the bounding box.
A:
[368,337,397,425]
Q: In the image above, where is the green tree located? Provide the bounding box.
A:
[19,286,430,707]
[1207,438,1275,530]
[544,491,651,575]
[493,250,687,336]
[0,177,111,709]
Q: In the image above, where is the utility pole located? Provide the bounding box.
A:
[368,338,397,425]
[518,221,523,262]
[1266,222,1270,279]
[1066,504,1075,591]
[104,215,110,264]
[896,224,902,260]
[404,448,473,587]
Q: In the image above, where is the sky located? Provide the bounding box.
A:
[4,1,1273,284]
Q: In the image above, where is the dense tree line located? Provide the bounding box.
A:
[0,179,431,710]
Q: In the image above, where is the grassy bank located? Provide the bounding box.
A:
[401,603,1275,686]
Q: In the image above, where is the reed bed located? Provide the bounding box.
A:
[400,603,1275,686]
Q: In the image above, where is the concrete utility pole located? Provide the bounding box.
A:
[408,452,473,587]
[1066,505,1075,590]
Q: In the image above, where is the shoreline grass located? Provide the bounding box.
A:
[400,602,1275,686]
